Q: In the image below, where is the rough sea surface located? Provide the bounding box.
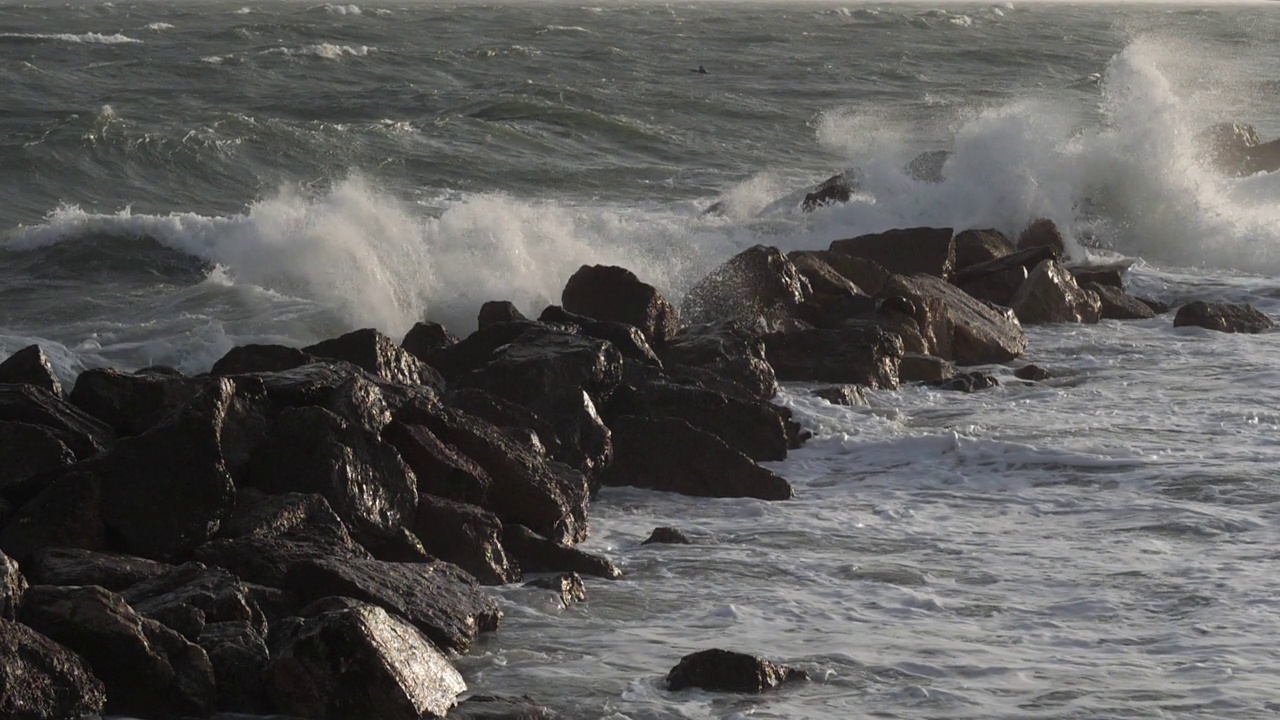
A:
[5,1,1280,718]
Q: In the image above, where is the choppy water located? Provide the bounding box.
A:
[6,1,1280,718]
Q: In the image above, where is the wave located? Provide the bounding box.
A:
[263,44,374,59]
[0,31,141,44]
[144,22,174,31]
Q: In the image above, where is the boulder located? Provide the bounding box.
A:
[27,548,171,592]
[665,648,808,693]
[304,328,445,390]
[1196,122,1280,176]
[1085,283,1156,320]
[658,322,777,401]
[643,527,693,545]
[0,549,23,620]
[763,324,902,388]
[0,384,113,460]
[953,229,1014,273]
[120,561,260,641]
[906,150,951,183]
[0,421,74,494]
[283,556,502,654]
[478,301,528,329]
[538,305,663,367]
[523,573,586,606]
[1069,262,1130,289]
[602,415,794,500]
[402,322,460,363]
[829,227,956,281]
[789,250,889,296]
[210,344,316,376]
[880,273,1027,364]
[1016,218,1067,257]
[1173,301,1275,333]
[68,367,202,437]
[198,620,270,713]
[928,371,999,393]
[680,245,811,328]
[265,603,466,720]
[1009,260,1102,324]
[561,265,681,348]
[455,325,623,409]
[787,253,865,319]
[448,694,559,720]
[812,385,868,406]
[413,495,519,586]
[800,173,852,211]
[899,353,954,383]
[0,472,107,565]
[501,524,621,580]
[19,584,216,718]
[953,245,1058,306]
[1014,364,1051,381]
[384,421,494,506]
[604,380,788,462]
[425,321,549,381]
[1138,297,1170,314]
[0,617,106,719]
[0,345,61,396]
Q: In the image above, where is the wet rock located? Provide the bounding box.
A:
[210,344,316,376]
[763,324,902,388]
[605,380,787,462]
[881,274,1027,364]
[602,415,794,500]
[1010,260,1102,324]
[1014,364,1051,381]
[19,584,216,718]
[1069,262,1130,289]
[0,471,106,565]
[0,617,106,719]
[665,648,808,693]
[424,321,549,381]
[0,549,22,620]
[366,526,434,564]
[561,265,681,348]
[953,245,1057,306]
[0,421,74,494]
[455,325,623,409]
[953,229,1014,273]
[402,321,461,363]
[448,694,560,720]
[1197,122,1280,176]
[198,621,270,713]
[800,173,852,211]
[829,227,956,281]
[642,527,692,545]
[28,548,171,592]
[1085,283,1156,320]
[906,150,951,183]
[539,305,663,368]
[121,561,260,641]
[658,322,778,401]
[789,250,889,297]
[1016,218,1067,257]
[478,301,528,329]
[384,422,493,506]
[0,345,62,396]
[523,572,586,605]
[304,328,445,390]
[502,524,621,580]
[681,245,811,328]
[69,367,202,437]
[928,371,999,393]
[1173,301,1275,333]
[265,603,466,720]
[0,384,113,460]
[1138,297,1171,314]
[414,495,519,586]
[812,385,868,406]
[899,353,954,383]
[283,556,502,654]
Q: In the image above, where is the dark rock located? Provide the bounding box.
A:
[19,584,216,718]
[523,572,586,605]
[642,527,692,545]
[1137,297,1171,314]
[829,227,956,281]
[448,694,559,720]
[0,549,23,620]
[304,328,445,390]
[440,387,558,454]
[880,274,1027,364]
[1069,262,1130,289]
[605,380,787,462]
[561,265,681,348]
[68,367,202,437]
[502,524,621,580]
[0,345,61,396]
[0,472,106,565]
[413,495,519,586]
[1174,301,1275,333]
[789,250,889,296]
[899,353,954,383]
[906,150,951,183]
[365,526,434,564]
[283,556,502,654]
[199,621,270,713]
[665,648,808,693]
[455,325,623,410]
[800,173,852,211]
[264,603,466,720]
[788,252,863,299]
[0,421,74,495]
[953,229,1014,273]
[1196,122,1280,176]
[384,422,493,506]
[680,245,811,328]
[763,324,902,388]
[28,548,171,592]
[539,305,663,368]
[402,322,461,363]
[478,301,528,329]
[0,384,113,460]
[120,561,260,641]
[658,322,777,401]
[602,415,794,500]
[928,371,999,393]
[1085,283,1156,320]
[210,344,316,376]
[953,245,1058,306]
[1010,260,1102,324]
[424,321,548,381]
[1016,218,1067,257]
[812,385,868,406]
[0,617,106,719]
[1014,364,1051,381]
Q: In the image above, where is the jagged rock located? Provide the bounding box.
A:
[0,617,106,719]
[448,694,559,720]
[666,648,808,693]
[523,573,586,605]
[265,604,466,720]
[1070,262,1130,289]
[19,584,216,718]
[763,324,902,388]
[424,321,549,381]
[478,301,528,329]
[953,245,1058,306]
[199,621,270,713]
[642,527,692,545]
[680,245,811,328]
[502,524,621,580]
[1014,364,1051,381]
[1085,283,1156,320]
[788,252,864,303]
[658,322,777,401]
[928,371,999,392]
[210,344,316,376]
[879,274,1027,364]
[1138,297,1171,314]
[953,229,1014,273]
[304,328,445,390]
[441,387,558,454]
[539,305,663,367]
[1197,122,1280,176]
[120,562,260,641]
[455,325,623,410]
[0,384,113,460]
[906,150,951,183]
[561,265,681,348]
[1173,301,1275,333]
[28,548,172,592]
[402,322,461,363]
[602,415,793,500]
[384,422,493,506]
[283,556,502,654]
[69,367,202,437]
[366,527,434,564]
[789,250,889,296]
[899,353,954,383]
[0,549,23,620]
[812,385,868,406]
[829,227,956,281]
[0,472,106,565]
[0,421,74,493]
[1010,260,1101,324]
[800,173,852,211]
[1016,218,1067,257]
[605,380,788,462]
[414,495,518,585]
[0,345,62,396]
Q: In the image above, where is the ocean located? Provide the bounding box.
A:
[5,0,1280,717]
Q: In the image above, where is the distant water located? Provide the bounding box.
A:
[6,1,1280,718]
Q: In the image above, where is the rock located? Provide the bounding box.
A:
[384,422,493,506]
[210,343,316,376]
[425,321,549,381]
[402,322,461,363]
[906,150,951,183]
[413,495,519,586]
[1014,364,1051,381]
[763,324,902,388]
[879,274,1027,364]
[0,617,106,719]
[953,229,1014,273]
[1016,218,1067,257]
[538,305,663,368]
[899,353,955,383]
[642,527,692,545]
[365,526,434,564]
[1069,262,1130,289]
[800,173,852,211]
[787,253,865,320]
[1085,283,1156,320]
[0,550,22,620]
[0,472,106,565]
[283,556,502,654]
[928,371,999,392]
[829,227,956,281]
[1010,260,1102,324]
[658,322,778,401]
[812,385,868,406]
[120,561,260,642]
[561,265,681,348]
[265,603,466,720]
[602,415,794,500]
[665,648,808,693]
[455,325,623,410]
[0,421,74,495]
[680,245,811,328]
[0,345,62,396]
[68,367,202,437]
[523,573,586,606]
[789,250,889,297]
[447,694,559,720]
[605,380,788,462]
[0,384,113,460]
[304,328,445,390]
[198,621,270,713]
[19,584,216,718]
[953,245,1058,306]
[1197,122,1280,176]
[27,548,171,592]
[478,301,528,329]
[1138,297,1171,314]
[502,524,621,580]
[1173,301,1275,333]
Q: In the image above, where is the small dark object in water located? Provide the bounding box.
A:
[693,65,707,74]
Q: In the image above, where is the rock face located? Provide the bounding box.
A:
[120,561,260,642]
[1009,260,1101,324]
[68,368,202,437]
[880,274,1026,364]
[501,524,621,580]
[800,173,852,211]
[27,549,171,593]
[899,353,954,383]
[265,604,466,720]
[198,620,270,713]
[953,245,1057,307]
[210,344,316,376]
[605,380,788,462]
[812,385,867,406]
[1016,218,1067,257]
[680,245,810,328]
[0,384,114,460]
[0,550,24,620]
[561,265,681,347]
[907,150,951,183]
[539,306,663,368]
[829,227,956,281]
[478,301,528,329]
[0,345,62,396]
[763,325,902,387]
[1085,283,1156,320]
[666,648,808,693]
[643,527,692,545]
[953,229,1014,272]
[0,421,75,493]
[413,495,519,586]
[0,617,106,720]
[524,573,586,606]
[304,328,445,390]
[790,250,889,296]
[401,322,460,362]
[657,322,778,401]
[1173,301,1275,333]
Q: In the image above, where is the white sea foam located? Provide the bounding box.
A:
[0,31,141,44]
[264,43,374,59]
[144,22,174,31]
